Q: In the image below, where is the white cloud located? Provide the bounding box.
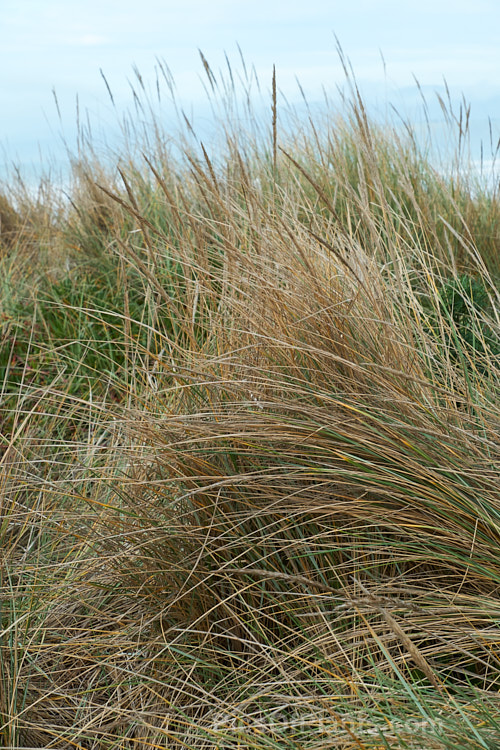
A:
[77,34,110,47]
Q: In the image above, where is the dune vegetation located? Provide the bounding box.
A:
[0,53,499,749]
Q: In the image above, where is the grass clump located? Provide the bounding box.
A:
[0,53,499,749]
[426,274,499,368]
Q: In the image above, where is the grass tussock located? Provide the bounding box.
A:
[1,53,499,749]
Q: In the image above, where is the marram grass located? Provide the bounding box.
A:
[1,55,499,749]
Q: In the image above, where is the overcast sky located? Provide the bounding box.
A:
[0,0,499,174]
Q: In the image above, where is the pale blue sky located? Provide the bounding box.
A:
[0,0,499,174]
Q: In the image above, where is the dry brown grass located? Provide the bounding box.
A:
[1,55,499,749]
